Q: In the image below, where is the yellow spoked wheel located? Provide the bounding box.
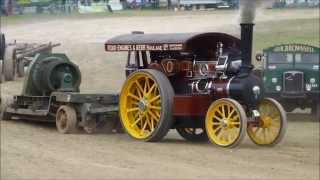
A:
[119,69,174,142]
[247,98,287,146]
[205,98,247,148]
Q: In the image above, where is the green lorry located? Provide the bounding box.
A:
[257,44,319,120]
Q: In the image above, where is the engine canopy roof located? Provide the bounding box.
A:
[105,32,240,53]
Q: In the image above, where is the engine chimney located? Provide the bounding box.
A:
[239,23,254,77]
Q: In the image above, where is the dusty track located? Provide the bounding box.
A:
[1,119,319,179]
[1,9,319,180]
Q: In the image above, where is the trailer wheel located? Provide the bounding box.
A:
[3,46,16,81]
[176,128,208,142]
[247,98,287,146]
[119,69,174,142]
[205,98,247,148]
[56,105,78,134]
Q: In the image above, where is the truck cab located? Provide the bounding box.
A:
[258,44,319,119]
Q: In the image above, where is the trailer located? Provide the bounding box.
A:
[2,92,120,133]
[1,53,122,134]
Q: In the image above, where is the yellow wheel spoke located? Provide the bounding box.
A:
[218,129,226,140]
[227,109,235,119]
[133,112,139,119]
[212,121,222,125]
[147,114,154,131]
[127,107,139,113]
[221,105,225,118]
[145,114,152,131]
[131,115,142,128]
[147,84,157,96]
[149,95,160,103]
[135,80,144,95]
[150,105,161,110]
[128,93,140,101]
[148,110,159,122]
[136,88,143,98]
[230,115,240,122]
[213,125,222,133]
[153,110,161,119]
[154,99,161,105]
[253,127,261,135]
[140,118,148,134]
[230,121,240,125]
[213,116,223,122]
[144,78,149,94]
[132,101,139,106]
[215,108,224,118]
[262,128,267,142]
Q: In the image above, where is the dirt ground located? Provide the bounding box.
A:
[1,9,319,180]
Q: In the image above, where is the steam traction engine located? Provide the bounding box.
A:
[105,24,287,147]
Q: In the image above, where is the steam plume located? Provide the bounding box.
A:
[240,0,274,23]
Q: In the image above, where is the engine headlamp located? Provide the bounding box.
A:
[306,84,312,91]
[252,86,260,99]
[310,78,316,84]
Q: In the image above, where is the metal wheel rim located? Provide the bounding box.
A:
[120,72,162,139]
[247,98,285,145]
[206,99,245,147]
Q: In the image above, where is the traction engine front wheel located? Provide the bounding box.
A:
[205,98,247,148]
[119,69,174,142]
[247,98,287,146]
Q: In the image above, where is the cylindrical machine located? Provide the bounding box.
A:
[228,74,264,108]
[208,74,264,108]
[22,53,81,96]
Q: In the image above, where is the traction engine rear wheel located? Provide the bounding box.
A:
[247,98,287,146]
[56,105,78,134]
[119,69,174,142]
[205,98,247,148]
[176,128,208,142]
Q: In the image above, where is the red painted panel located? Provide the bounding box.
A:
[173,95,213,116]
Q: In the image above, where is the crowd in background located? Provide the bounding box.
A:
[0,0,319,16]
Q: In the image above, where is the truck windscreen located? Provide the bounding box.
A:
[268,52,293,64]
[295,53,319,64]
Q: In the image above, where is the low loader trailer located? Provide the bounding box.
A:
[1,53,122,134]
